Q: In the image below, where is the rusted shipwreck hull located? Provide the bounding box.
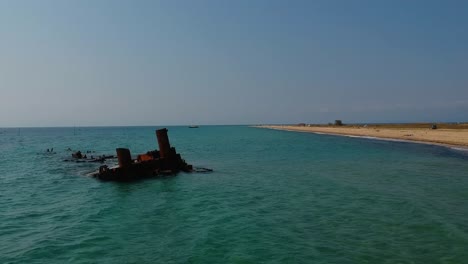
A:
[92,128,193,181]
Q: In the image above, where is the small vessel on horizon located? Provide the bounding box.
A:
[189,125,199,128]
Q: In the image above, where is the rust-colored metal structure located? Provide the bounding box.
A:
[116,148,132,168]
[156,128,171,158]
[93,128,193,181]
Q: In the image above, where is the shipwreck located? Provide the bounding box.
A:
[91,128,204,181]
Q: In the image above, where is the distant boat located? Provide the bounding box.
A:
[189,125,199,128]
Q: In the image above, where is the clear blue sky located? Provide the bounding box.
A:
[1,0,467,127]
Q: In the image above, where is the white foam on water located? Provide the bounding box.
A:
[309,131,468,152]
[450,147,468,152]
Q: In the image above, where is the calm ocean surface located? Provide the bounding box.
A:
[1,126,468,263]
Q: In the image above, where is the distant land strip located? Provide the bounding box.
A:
[255,123,468,148]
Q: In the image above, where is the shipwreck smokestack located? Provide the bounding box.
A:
[116,148,132,168]
[156,128,171,158]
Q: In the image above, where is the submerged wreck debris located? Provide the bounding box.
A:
[64,150,115,163]
[72,151,83,159]
[91,128,198,181]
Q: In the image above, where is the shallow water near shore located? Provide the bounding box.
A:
[1,126,468,263]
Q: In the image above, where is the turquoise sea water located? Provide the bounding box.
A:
[1,126,468,264]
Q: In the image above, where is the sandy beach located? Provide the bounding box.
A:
[258,125,468,148]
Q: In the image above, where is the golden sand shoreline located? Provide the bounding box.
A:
[257,125,468,148]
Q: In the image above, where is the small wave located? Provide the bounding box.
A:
[449,147,468,152]
[311,132,468,153]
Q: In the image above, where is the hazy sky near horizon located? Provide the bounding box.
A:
[1,0,467,127]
